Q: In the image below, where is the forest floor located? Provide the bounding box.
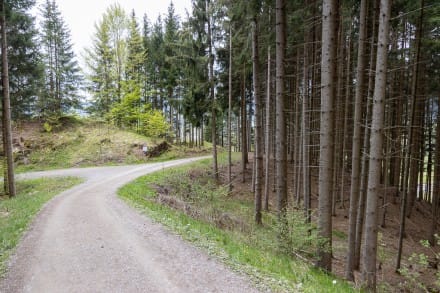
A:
[225,154,440,292]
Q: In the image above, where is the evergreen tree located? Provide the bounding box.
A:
[275,0,288,246]
[141,13,151,103]
[163,2,180,117]
[1,0,16,197]
[84,17,115,115]
[149,15,164,110]
[180,15,208,133]
[104,3,128,103]
[317,0,338,272]
[362,0,391,288]
[116,10,145,131]
[39,0,82,116]
[250,0,263,224]
[126,10,145,87]
[2,0,43,119]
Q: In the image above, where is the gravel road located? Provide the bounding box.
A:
[0,158,260,293]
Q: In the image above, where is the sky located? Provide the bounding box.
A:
[34,0,193,61]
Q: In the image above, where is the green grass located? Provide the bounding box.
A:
[118,159,358,293]
[14,121,152,173]
[11,119,210,173]
[0,177,83,275]
[333,230,348,240]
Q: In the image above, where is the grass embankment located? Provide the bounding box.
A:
[12,118,210,173]
[119,157,357,292]
[0,177,83,275]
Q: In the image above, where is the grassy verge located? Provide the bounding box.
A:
[118,158,357,292]
[14,121,153,173]
[0,177,83,275]
[12,119,211,173]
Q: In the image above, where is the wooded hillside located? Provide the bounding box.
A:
[0,0,439,291]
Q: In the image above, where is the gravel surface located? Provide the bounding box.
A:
[0,158,260,293]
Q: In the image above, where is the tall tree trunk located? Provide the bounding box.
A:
[430,101,440,245]
[302,11,311,223]
[417,108,425,201]
[354,0,379,271]
[264,46,271,211]
[405,0,425,218]
[207,0,218,181]
[1,0,16,198]
[275,0,288,239]
[317,0,338,272]
[389,29,401,190]
[332,19,344,217]
[426,101,433,201]
[252,15,263,224]
[242,66,248,182]
[294,50,302,206]
[288,78,295,164]
[381,112,392,228]
[227,26,232,192]
[346,0,368,281]
[355,95,372,271]
[340,29,352,210]
[396,0,425,269]
[361,0,391,289]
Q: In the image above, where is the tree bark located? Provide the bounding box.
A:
[302,11,311,223]
[1,0,16,198]
[354,0,379,271]
[332,18,344,217]
[339,28,351,211]
[430,101,440,245]
[264,46,271,211]
[206,0,218,181]
[275,0,288,238]
[361,0,391,289]
[396,0,425,270]
[242,66,248,183]
[317,0,338,272]
[252,15,263,224]
[345,0,368,280]
[227,26,232,192]
[294,50,302,207]
[405,0,425,218]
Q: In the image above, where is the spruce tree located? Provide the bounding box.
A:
[163,2,180,134]
[84,18,115,115]
[3,0,43,119]
[39,0,82,116]
[180,14,208,136]
[141,13,151,104]
[1,0,15,197]
[149,16,165,110]
[126,10,144,85]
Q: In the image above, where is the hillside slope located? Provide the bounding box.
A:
[8,118,208,172]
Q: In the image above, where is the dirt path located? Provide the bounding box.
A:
[0,158,260,293]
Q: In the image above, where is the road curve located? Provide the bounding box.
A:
[0,157,260,293]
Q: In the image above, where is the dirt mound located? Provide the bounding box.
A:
[146,141,170,158]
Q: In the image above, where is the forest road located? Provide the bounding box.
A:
[0,157,260,293]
